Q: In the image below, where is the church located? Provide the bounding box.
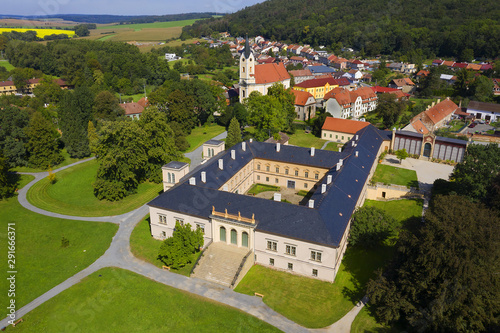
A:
[147,125,390,285]
[239,37,291,102]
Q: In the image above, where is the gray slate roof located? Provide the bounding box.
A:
[149,125,387,248]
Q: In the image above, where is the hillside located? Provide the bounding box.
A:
[183,0,500,59]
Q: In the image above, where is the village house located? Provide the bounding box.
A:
[293,77,340,100]
[323,87,378,119]
[321,117,371,143]
[388,78,416,94]
[119,102,144,119]
[288,69,314,84]
[291,90,316,121]
[466,101,500,122]
[404,98,459,133]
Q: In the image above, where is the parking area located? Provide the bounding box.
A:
[462,122,495,135]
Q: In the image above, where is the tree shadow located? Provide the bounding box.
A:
[407,180,419,189]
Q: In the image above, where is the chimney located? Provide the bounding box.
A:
[437,98,441,104]
[249,138,253,143]
[338,147,342,152]
[355,151,359,157]
[327,175,332,184]
[321,184,326,193]
[223,185,228,191]
[336,162,341,171]
[242,142,246,151]
[231,149,236,160]
[339,158,343,166]
[355,135,359,140]
[218,159,223,170]
[273,193,281,202]
[201,171,206,183]
[352,141,355,146]
[276,143,280,152]
[189,177,196,185]
[311,147,315,156]
[308,199,314,208]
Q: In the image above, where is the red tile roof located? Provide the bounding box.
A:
[391,78,414,87]
[288,69,312,77]
[452,62,468,69]
[119,102,144,115]
[291,90,315,106]
[294,77,339,89]
[416,70,430,76]
[423,99,458,125]
[411,119,429,134]
[442,60,455,67]
[371,86,400,93]
[254,62,290,85]
[321,117,370,134]
[466,63,482,71]
[335,77,350,86]
[137,97,149,108]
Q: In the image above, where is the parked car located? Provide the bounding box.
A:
[469,123,477,128]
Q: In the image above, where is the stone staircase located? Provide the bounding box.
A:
[192,242,250,287]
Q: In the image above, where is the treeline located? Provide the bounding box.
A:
[119,13,218,25]
[4,39,172,94]
[183,0,500,59]
[0,30,70,42]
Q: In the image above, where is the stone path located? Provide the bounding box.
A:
[1,133,366,332]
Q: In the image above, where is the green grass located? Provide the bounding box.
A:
[0,59,14,71]
[323,142,341,151]
[16,174,35,190]
[99,19,200,30]
[0,197,117,311]
[449,119,465,132]
[247,183,280,195]
[116,86,153,102]
[12,149,90,173]
[10,267,280,332]
[288,130,327,149]
[185,124,226,153]
[27,159,162,217]
[235,198,423,328]
[130,215,200,276]
[351,306,396,333]
[371,164,419,188]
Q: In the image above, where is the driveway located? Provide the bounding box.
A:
[382,155,455,192]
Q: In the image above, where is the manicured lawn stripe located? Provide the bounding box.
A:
[185,124,226,153]
[27,159,162,217]
[371,164,419,188]
[11,267,280,332]
[0,198,117,311]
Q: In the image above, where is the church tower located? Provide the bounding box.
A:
[239,36,255,102]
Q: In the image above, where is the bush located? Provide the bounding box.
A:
[349,206,399,248]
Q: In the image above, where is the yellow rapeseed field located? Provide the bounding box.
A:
[0,28,75,38]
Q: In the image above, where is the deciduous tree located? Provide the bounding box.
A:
[25,111,63,169]
[349,206,398,248]
[157,221,204,269]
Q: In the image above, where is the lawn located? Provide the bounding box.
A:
[247,183,280,195]
[10,267,280,332]
[116,86,153,102]
[371,164,419,188]
[0,60,14,71]
[0,194,117,311]
[27,159,162,217]
[288,130,327,149]
[235,198,423,328]
[351,306,396,333]
[12,149,90,173]
[164,37,204,47]
[448,119,465,132]
[185,124,226,153]
[130,215,200,276]
[323,142,341,151]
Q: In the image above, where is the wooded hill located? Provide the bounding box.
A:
[182,0,500,60]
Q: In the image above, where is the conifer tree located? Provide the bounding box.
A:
[226,117,242,149]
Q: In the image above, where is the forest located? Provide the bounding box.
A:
[183,0,500,60]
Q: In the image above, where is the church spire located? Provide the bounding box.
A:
[244,34,250,59]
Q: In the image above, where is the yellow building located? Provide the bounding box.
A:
[293,77,342,100]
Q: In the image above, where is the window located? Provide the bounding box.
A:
[312,269,318,277]
[257,164,261,170]
[276,167,279,173]
[295,170,299,176]
[257,175,260,180]
[348,137,350,140]
[161,231,166,238]
[285,168,289,175]
[304,172,309,178]
[266,165,270,172]
[323,133,326,138]
[175,218,184,227]
[304,183,308,188]
[342,136,344,140]
[336,135,338,139]
[310,250,322,262]
[288,263,293,270]
[330,134,332,138]
[159,214,167,224]
[266,177,269,182]
[315,173,319,180]
[267,240,277,251]
[269,258,274,266]
[196,223,205,234]
[286,245,296,256]
[275,178,279,183]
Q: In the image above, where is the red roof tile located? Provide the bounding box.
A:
[423,99,458,125]
[295,77,339,89]
[119,102,144,115]
[321,117,370,134]
[254,62,290,84]
[288,69,312,77]
[291,90,315,106]
[411,119,429,134]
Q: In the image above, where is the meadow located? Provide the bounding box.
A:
[0,27,75,37]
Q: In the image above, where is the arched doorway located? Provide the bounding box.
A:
[230,229,237,245]
[220,226,226,242]
[242,232,249,248]
[423,143,432,157]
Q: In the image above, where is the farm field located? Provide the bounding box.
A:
[0,18,77,27]
[0,27,75,37]
[87,27,182,42]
